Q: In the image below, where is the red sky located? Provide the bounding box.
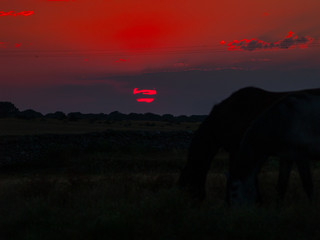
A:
[1,0,320,114]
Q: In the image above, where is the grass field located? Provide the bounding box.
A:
[0,118,199,136]
[1,119,320,239]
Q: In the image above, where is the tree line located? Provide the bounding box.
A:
[0,102,206,123]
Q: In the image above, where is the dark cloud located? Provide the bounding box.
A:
[228,31,313,51]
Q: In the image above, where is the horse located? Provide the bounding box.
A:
[227,92,320,205]
[178,87,320,202]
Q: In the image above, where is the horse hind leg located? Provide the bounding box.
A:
[276,159,293,202]
[296,158,313,201]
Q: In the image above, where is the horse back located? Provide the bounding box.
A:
[242,92,320,157]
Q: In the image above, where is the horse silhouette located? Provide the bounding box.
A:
[226,92,320,205]
[178,87,320,202]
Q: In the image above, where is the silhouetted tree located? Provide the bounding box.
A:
[143,112,161,121]
[45,111,66,120]
[17,109,43,119]
[67,112,83,121]
[0,102,19,118]
[162,114,174,122]
[107,111,126,121]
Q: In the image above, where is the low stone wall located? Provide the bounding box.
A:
[0,130,194,166]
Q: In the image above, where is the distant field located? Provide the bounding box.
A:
[0,118,200,136]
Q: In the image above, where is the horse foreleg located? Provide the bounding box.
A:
[277,159,293,202]
[296,159,313,201]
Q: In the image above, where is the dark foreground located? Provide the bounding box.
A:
[0,115,317,240]
[1,142,320,240]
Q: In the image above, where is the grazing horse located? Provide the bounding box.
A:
[227,92,320,205]
[178,87,320,202]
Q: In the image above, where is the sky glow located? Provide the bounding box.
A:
[1,0,319,114]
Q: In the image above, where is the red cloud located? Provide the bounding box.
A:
[133,88,157,95]
[115,58,129,63]
[136,98,155,103]
[0,11,34,16]
[133,88,156,103]
[173,62,189,68]
[0,42,30,49]
[227,31,313,51]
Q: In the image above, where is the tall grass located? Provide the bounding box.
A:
[0,148,320,239]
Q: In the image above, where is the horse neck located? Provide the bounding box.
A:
[229,143,262,182]
[187,133,219,161]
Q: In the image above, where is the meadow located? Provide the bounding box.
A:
[0,118,320,240]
